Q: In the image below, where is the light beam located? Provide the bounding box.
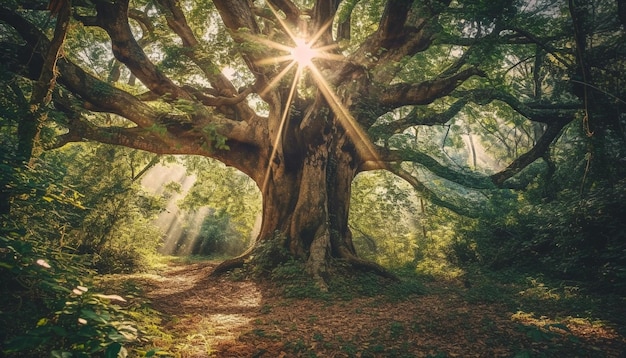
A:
[290,38,316,68]
[246,5,382,195]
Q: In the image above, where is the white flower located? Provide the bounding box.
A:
[36,259,51,269]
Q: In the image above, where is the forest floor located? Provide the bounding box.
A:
[103,259,626,357]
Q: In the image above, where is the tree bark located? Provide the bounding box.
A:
[213,109,395,288]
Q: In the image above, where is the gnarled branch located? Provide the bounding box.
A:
[379,67,485,108]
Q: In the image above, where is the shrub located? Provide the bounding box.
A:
[0,232,139,357]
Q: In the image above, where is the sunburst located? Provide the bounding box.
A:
[250,4,380,195]
[290,38,316,68]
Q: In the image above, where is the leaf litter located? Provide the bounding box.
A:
[119,260,625,357]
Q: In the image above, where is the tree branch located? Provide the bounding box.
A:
[312,0,340,39]
[90,0,191,100]
[380,149,496,189]
[1,9,257,152]
[379,67,484,108]
[460,89,580,124]
[155,0,243,102]
[268,0,301,25]
[372,88,580,139]
[370,97,470,139]
[18,0,71,161]
[509,26,573,69]
[490,118,570,186]
[389,166,481,218]
[378,0,415,48]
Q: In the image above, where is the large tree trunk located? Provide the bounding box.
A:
[213,109,394,289]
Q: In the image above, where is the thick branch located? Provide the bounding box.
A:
[312,0,340,40]
[372,89,580,138]
[379,67,484,108]
[156,0,240,97]
[371,107,574,190]
[91,0,191,99]
[212,0,271,83]
[370,98,470,139]
[349,0,453,84]
[378,0,415,48]
[128,8,155,40]
[378,148,496,189]
[156,0,197,47]
[268,0,301,25]
[18,0,71,162]
[213,0,260,34]
[57,59,160,128]
[490,118,570,186]
[1,10,257,151]
[183,85,253,107]
[463,89,580,124]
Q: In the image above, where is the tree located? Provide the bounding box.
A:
[2,0,621,288]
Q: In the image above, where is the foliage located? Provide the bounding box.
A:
[190,209,248,256]
[177,157,261,257]
[0,131,161,355]
[0,232,138,357]
[451,179,626,294]
[350,171,419,267]
[43,144,163,273]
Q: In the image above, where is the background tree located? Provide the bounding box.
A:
[2,0,623,288]
[448,0,626,293]
[177,157,262,256]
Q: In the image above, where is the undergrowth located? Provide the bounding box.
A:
[241,263,425,301]
[233,236,425,301]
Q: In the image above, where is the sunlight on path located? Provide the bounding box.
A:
[136,261,626,357]
[145,262,262,357]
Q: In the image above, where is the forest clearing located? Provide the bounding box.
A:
[2,0,626,356]
[96,258,626,357]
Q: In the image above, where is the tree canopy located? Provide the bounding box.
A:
[1,0,625,287]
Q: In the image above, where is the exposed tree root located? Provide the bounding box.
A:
[345,256,400,281]
[211,244,399,285]
[338,247,400,282]
[210,250,251,276]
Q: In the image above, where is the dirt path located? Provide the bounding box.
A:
[134,261,625,357]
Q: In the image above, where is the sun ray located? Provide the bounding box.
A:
[307,64,381,163]
[255,55,295,67]
[261,65,303,195]
[265,2,299,43]
[290,38,316,67]
[251,36,295,54]
[251,3,380,195]
[258,60,297,98]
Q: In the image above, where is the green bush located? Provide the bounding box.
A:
[191,210,248,256]
[452,181,626,294]
[0,233,139,357]
[93,246,146,274]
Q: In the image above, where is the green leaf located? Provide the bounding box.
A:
[107,332,129,342]
[51,351,73,358]
[51,326,68,336]
[105,342,122,358]
[80,308,107,323]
